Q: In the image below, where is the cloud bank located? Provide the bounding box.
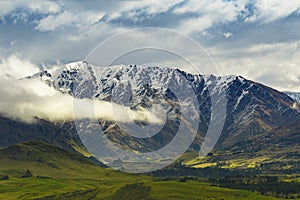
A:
[0,56,163,124]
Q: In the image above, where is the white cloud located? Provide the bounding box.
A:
[0,55,39,78]
[0,56,163,124]
[173,0,247,34]
[209,41,300,92]
[35,10,105,32]
[35,11,74,32]
[26,0,61,14]
[2,0,300,34]
[251,0,300,23]
[0,0,61,17]
[172,0,300,33]
[223,32,233,38]
[0,0,105,32]
[0,77,163,124]
[177,15,213,33]
[108,0,182,20]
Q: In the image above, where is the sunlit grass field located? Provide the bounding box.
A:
[0,177,281,200]
[0,141,282,199]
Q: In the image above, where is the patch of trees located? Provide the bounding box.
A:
[209,175,300,199]
[259,161,300,173]
[0,175,9,180]
[149,163,258,179]
[20,169,32,178]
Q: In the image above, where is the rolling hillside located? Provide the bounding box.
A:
[0,141,279,200]
[182,119,300,173]
[0,116,86,155]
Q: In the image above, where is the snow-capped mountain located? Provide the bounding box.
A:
[28,61,300,152]
[285,92,300,104]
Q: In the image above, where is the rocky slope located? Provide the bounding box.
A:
[285,91,300,103]
[27,61,300,153]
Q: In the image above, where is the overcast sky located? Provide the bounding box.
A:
[0,0,300,91]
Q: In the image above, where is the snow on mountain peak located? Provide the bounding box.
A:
[285,92,300,104]
[23,60,300,153]
[28,61,248,100]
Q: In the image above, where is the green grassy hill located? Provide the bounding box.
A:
[0,141,279,200]
[181,120,300,173]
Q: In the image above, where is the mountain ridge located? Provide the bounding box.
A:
[285,91,300,103]
[27,61,300,154]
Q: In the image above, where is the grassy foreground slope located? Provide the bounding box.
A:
[0,141,279,200]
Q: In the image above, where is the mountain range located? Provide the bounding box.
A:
[1,61,299,168]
